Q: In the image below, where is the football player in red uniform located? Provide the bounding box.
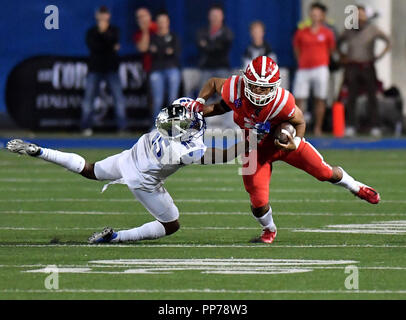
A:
[184,56,380,244]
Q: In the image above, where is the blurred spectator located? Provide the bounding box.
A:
[337,5,391,138]
[297,4,340,73]
[81,6,127,136]
[292,2,335,136]
[133,7,158,72]
[242,21,277,69]
[148,10,181,120]
[197,4,233,89]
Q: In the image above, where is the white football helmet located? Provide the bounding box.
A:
[155,98,206,141]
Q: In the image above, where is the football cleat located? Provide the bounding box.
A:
[250,227,277,244]
[88,227,118,244]
[353,185,380,204]
[6,139,41,156]
[260,227,277,244]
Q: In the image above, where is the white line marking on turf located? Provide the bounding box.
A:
[294,220,406,235]
[0,210,404,217]
[23,259,358,275]
[1,198,405,204]
[89,258,358,266]
[2,264,406,271]
[1,289,406,294]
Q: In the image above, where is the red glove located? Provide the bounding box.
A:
[182,99,205,113]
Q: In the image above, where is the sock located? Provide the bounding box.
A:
[38,148,85,173]
[334,167,360,193]
[254,207,276,231]
[116,220,166,242]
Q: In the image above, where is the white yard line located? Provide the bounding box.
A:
[294,228,406,235]
[1,264,406,271]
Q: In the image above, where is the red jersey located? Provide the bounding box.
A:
[221,75,296,142]
[133,22,158,72]
[293,26,335,69]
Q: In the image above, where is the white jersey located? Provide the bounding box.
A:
[101,130,207,192]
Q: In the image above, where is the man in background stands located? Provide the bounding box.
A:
[337,5,391,138]
[292,2,335,136]
[196,4,233,89]
[81,6,127,136]
[148,11,181,122]
[133,7,158,73]
[242,20,277,69]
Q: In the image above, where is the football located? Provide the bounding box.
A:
[274,122,296,144]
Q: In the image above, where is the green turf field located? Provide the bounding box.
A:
[0,148,405,300]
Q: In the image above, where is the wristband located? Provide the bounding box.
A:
[196,97,206,105]
[293,136,302,149]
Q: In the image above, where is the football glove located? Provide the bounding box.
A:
[182,100,205,113]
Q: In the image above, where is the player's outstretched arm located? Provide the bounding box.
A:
[183,99,230,118]
[198,77,226,102]
[199,140,247,165]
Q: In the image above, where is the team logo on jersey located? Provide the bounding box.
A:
[234,98,242,108]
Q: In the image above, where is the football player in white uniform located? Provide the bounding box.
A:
[6,98,245,244]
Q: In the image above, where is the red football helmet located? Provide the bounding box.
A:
[242,56,281,107]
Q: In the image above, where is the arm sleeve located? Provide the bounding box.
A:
[276,91,296,121]
[220,77,236,110]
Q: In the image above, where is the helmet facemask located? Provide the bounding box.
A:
[243,74,281,107]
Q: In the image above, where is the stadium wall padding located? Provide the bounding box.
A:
[0,0,301,114]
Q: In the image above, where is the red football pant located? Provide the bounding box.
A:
[242,139,333,208]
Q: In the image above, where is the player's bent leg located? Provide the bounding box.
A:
[242,160,277,243]
[118,187,180,242]
[283,141,380,204]
[242,159,271,209]
[283,139,334,182]
[89,218,180,244]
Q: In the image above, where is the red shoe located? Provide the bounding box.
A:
[260,228,277,244]
[354,185,380,204]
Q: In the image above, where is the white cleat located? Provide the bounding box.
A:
[6,139,41,156]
